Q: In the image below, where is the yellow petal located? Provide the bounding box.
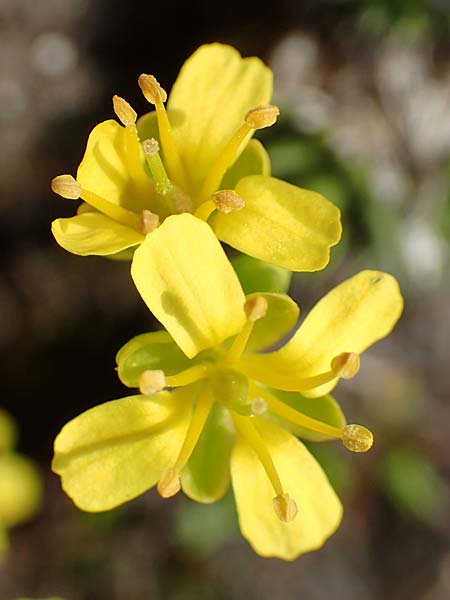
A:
[52,390,193,512]
[167,44,272,190]
[231,417,342,560]
[52,213,144,256]
[0,453,42,527]
[77,119,154,213]
[212,176,342,271]
[241,270,403,396]
[131,213,246,358]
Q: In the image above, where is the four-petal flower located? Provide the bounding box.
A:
[51,44,341,271]
[52,214,403,560]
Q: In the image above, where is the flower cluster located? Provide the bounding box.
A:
[51,44,403,560]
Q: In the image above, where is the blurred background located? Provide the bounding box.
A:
[1,0,450,598]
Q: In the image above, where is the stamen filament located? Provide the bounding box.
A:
[198,105,279,204]
[80,188,142,231]
[138,74,188,191]
[254,386,343,439]
[232,413,283,497]
[165,363,210,388]
[157,386,213,498]
[198,122,252,203]
[194,199,217,222]
[223,320,254,365]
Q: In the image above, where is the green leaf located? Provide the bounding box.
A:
[378,446,447,525]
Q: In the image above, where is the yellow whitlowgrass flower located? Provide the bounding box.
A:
[50,43,341,269]
[0,409,42,556]
[52,215,403,560]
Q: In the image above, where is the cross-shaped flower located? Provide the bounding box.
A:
[50,43,341,272]
[52,214,402,560]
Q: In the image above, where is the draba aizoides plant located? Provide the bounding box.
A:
[50,44,403,560]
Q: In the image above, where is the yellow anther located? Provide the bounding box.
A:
[112,95,137,127]
[142,138,160,157]
[342,424,374,453]
[173,187,193,214]
[245,104,280,129]
[139,369,166,395]
[244,296,268,322]
[250,397,268,416]
[212,189,245,214]
[138,74,168,105]
[51,174,81,199]
[157,468,181,498]
[139,209,159,234]
[273,493,298,523]
[331,352,360,379]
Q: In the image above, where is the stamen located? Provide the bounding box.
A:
[52,175,143,232]
[254,385,374,452]
[112,95,148,185]
[139,369,166,395]
[223,296,268,365]
[157,386,213,499]
[194,189,245,222]
[172,186,193,214]
[157,467,181,498]
[341,424,373,453]
[198,105,280,203]
[244,296,268,321]
[138,74,188,191]
[165,364,210,388]
[139,209,159,234]
[80,187,142,231]
[273,493,298,523]
[255,386,343,439]
[138,74,167,104]
[250,397,268,415]
[232,413,297,522]
[245,104,280,129]
[331,352,360,379]
[112,95,137,127]
[213,189,245,214]
[51,174,81,199]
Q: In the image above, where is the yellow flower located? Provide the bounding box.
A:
[51,43,341,270]
[0,409,42,556]
[52,215,403,560]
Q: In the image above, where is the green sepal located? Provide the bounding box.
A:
[232,254,292,295]
[245,292,299,353]
[221,139,271,189]
[181,404,234,503]
[266,389,346,442]
[116,331,193,388]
